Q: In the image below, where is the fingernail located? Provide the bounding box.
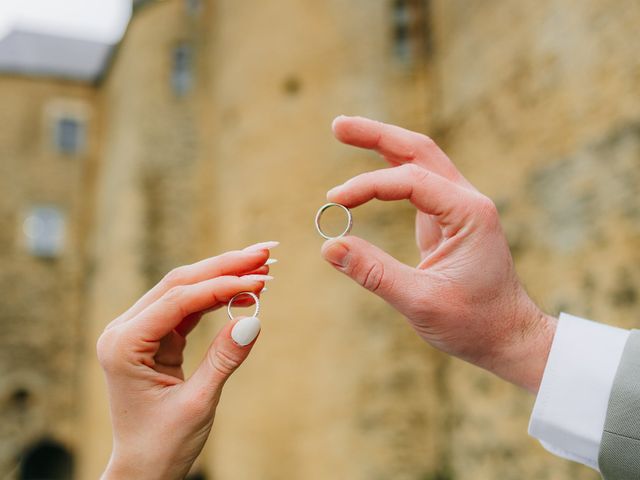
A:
[243,274,274,282]
[265,258,278,266]
[327,185,343,199]
[231,316,261,346]
[322,241,350,268]
[260,286,268,293]
[244,241,280,252]
[331,115,346,132]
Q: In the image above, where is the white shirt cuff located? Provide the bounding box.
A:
[528,312,630,470]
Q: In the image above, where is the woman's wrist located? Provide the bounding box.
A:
[102,457,139,480]
[102,453,182,480]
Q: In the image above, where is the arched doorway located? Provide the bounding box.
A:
[19,439,73,480]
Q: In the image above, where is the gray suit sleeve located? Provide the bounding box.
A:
[598,329,640,479]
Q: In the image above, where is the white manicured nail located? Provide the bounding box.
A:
[243,274,273,282]
[326,185,346,200]
[231,316,261,346]
[244,241,280,252]
[265,258,278,266]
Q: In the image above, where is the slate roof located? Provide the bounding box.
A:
[0,29,114,82]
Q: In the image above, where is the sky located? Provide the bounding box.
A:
[0,0,132,44]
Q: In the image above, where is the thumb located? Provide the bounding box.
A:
[321,236,416,309]
[186,316,260,406]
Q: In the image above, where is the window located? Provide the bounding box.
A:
[54,116,85,155]
[45,100,90,156]
[172,44,193,96]
[185,0,202,16]
[19,440,74,480]
[392,0,411,60]
[391,0,431,63]
[186,473,207,480]
[22,206,66,258]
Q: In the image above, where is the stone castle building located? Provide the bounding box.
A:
[0,1,638,479]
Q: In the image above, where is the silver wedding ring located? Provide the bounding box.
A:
[314,203,353,240]
[227,291,260,320]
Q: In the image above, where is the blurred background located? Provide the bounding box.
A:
[0,0,639,479]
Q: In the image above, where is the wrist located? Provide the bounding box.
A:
[102,457,142,480]
[102,453,184,480]
[102,457,149,480]
[485,297,558,393]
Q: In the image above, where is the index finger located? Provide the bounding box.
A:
[127,275,271,342]
[332,115,475,190]
[117,244,276,325]
[328,164,479,228]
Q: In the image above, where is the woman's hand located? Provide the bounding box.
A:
[322,116,555,393]
[99,242,277,480]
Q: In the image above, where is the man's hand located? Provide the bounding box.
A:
[322,116,555,393]
[99,243,276,480]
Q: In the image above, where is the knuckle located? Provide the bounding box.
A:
[417,133,436,148]
[163,285,187,304]
[162,286,189,318]
[162,266,188,288]
[476,195,499,219]
[360,261,386,293]
[95,334,109,367]
[401,163,418,174]
[96,327,124,372]
[360,170,377,184]
[403,163,429,181]
[208,349,242,378]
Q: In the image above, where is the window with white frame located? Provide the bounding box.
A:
[185,0,202,16]
[392,0,412,60]
[172,43,193,96]
[22,206,66,258]
[391,0,431,63]
[53,116,85,155]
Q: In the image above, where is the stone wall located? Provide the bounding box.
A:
[429,1,640,478]
[78,1,212,477]
[0,76,97,477]
[2,0,639,479]
[203,1,437,478]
